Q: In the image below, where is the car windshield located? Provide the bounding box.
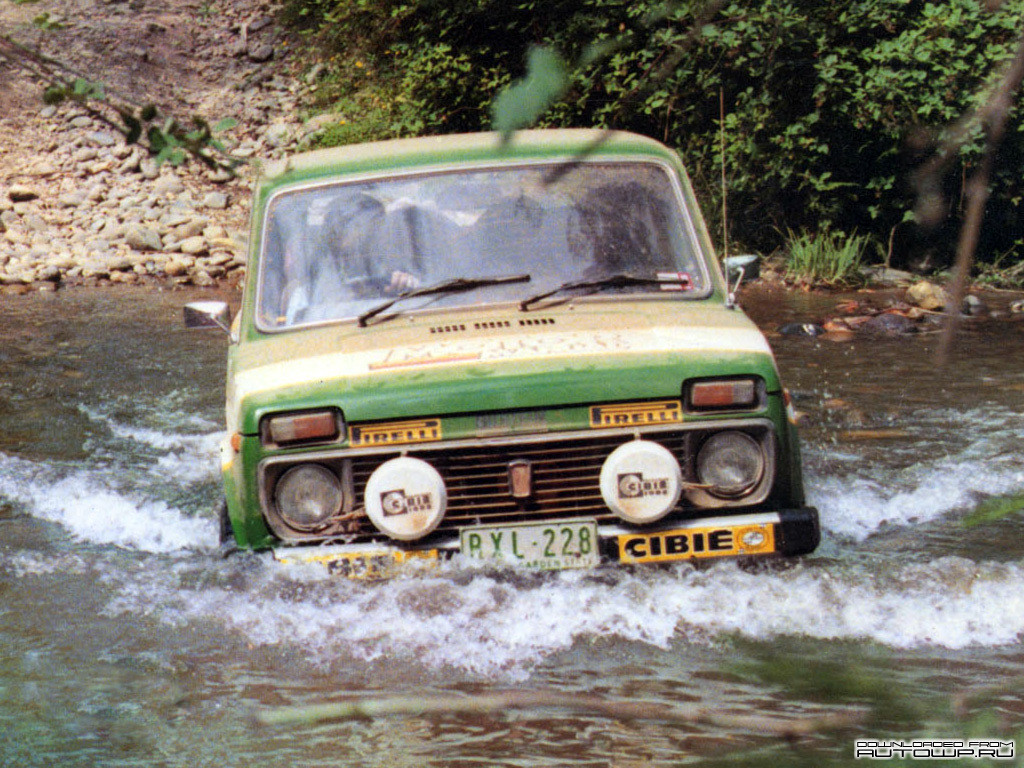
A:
[256,160,710,329]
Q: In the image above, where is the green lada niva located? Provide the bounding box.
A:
[186,129,819,578]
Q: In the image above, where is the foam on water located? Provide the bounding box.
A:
[79,404,223,485]
[807,406,1024,542]
[812,454,1024,542]
[0,442,216,555]
[91,553,1024,680]
[22,471,215,553]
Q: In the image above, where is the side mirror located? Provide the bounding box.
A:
[184,301,232,334]
[722,254,759,310]
[723,254,759,282]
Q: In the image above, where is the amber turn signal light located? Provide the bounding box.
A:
[688,379,759,410]
[264,410,342,445]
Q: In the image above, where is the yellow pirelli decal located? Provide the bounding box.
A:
[350,418,442,447]
[589,400,683,428]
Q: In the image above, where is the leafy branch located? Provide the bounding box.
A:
[909,11,1024,363]
[0,33,242,172]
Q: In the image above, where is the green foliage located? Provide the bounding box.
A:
[783,229,869,287]
[286,0,1024,265]
[971,242,1024,288]
[963,492,1024,527]
[31,11,63,30]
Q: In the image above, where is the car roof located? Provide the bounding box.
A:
[257,129,680,190]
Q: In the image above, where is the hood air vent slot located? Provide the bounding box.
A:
[428,317,557,334]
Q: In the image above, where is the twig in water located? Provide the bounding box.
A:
[255,689,867,739]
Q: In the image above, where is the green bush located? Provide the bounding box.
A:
[783,229,869,287]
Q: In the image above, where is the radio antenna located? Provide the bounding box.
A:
[720,87,728,262]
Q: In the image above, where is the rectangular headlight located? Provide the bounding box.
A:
[263,410,343,446]
[687,379,759,411]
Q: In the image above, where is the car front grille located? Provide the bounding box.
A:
[348,431,693,537]
[259,420,775,545]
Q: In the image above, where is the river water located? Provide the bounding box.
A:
[2,285,1024,766]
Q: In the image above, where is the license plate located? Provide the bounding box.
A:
[460,519,600,570]
[274,547,439,580]
[617,521,775,564]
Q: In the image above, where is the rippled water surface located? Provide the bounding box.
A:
[2,286,1024,766]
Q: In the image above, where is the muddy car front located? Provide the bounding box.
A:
[203,129,818,577]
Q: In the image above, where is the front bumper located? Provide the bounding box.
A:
[272,506,820,579]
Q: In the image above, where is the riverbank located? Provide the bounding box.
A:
[0,0,324,292]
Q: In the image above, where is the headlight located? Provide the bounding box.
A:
[696,431,765,498]
[365,456,447,541]
[274,464,345,528]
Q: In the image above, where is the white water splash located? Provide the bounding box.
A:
[79,405,223,484]
[93,552,1024,680]
[0,450,216,554]
[24,472,215,553]
[807,406,1024,542]
[812,456,1024,542]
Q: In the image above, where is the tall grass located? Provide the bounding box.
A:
[783,229,869,287]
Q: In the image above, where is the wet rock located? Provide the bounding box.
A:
[861,312,917,335]
[202,192,229,209]
[192,269,217,287]
[962,294,989,316]
[906,280,948,311]
[179,236,209,255]
[265,122,292,147]
[163,257,191,277]
[248,43,275,63]
[37,265,62,283]
[87,131,119,147]
[174,217,210,239]
[778,323,826,337]
[139,157,160,180]
[153,175,185,196]
[58,190,88,209]
[106,255,135,272]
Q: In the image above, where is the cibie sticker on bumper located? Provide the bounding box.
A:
[617,522,775,564]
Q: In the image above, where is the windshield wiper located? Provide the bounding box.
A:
[357,274,532,327]
[518,273,686,311]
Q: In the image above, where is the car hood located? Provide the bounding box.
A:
[228,302,780,435]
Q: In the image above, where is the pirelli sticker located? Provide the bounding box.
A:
[589,400,683,429]
[350,418,441,447]
[617,522,776,564]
